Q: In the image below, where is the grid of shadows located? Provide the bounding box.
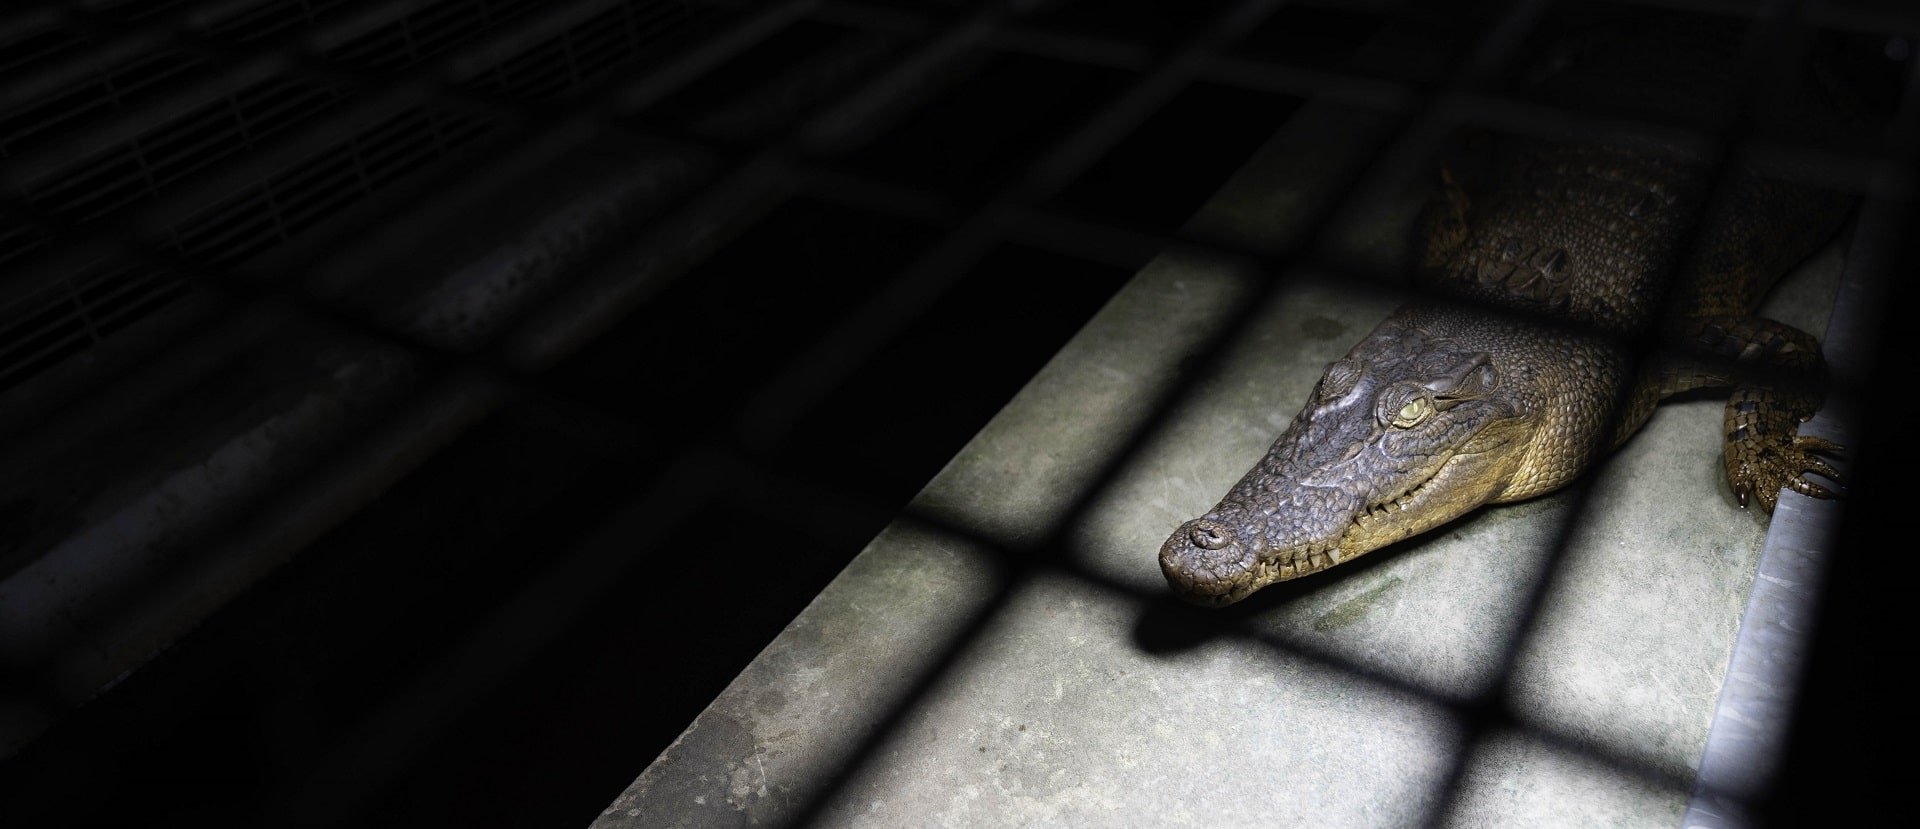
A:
[0,0,1910,824]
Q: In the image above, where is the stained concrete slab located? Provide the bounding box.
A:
[1441,729,1683,829]
[597,48,1848,829]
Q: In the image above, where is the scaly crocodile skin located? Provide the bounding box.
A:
[1160,20,1858,606]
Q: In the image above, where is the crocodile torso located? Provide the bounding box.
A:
[1160,20,1859,606]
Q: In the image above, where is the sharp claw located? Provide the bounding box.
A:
[1790,478,1836,500]
[1734,484,1750,509]
[1794,435,1844,454]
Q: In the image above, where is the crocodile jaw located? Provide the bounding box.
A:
[1160,425,1528,607]
[1333,438,1529,564]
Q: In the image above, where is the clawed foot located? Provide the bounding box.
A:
[1727,432,1845,513]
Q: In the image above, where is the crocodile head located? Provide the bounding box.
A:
[1160,307,1578,606]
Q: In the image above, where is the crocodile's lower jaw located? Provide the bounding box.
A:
[1177,485,1443,606]
[1177,542,1344,606]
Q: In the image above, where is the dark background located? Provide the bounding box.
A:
[0,1,1910,826]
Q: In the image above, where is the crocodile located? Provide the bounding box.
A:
[1160,19,1863,606]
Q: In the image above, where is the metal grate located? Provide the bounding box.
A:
[0,222,52,274]
[0,0,728,396]
[323,0,548,71]
[22,77,346,220]
[87,0,199,25]
[469,0,707,99]
[0,0,1908,824]
[0,260,187,392]
[0,47,209,159]
[169,105,496,266]
[198,0,360,44]
[0,23,90,79]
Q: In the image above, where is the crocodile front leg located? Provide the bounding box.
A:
[1655,315,1841,511]
[1685,316,1845,511]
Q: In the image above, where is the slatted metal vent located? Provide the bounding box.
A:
[200,0,359,44]
[0,45,208,159]
[324,0,546,70]
[0,260,186,390]
[86,0,201,25]
[0,0,713,397]
[170,104,496,264]
[24,77,347,221]
[470,0,699,100]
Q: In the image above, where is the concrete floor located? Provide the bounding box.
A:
[593,79,1847,829]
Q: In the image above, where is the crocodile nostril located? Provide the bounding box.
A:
[1190,526,1229,550]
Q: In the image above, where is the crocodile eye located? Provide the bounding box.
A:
[1392,397,1433,428]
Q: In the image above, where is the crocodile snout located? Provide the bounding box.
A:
[1160,518,1254,600]
[1189,524,1230,549]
